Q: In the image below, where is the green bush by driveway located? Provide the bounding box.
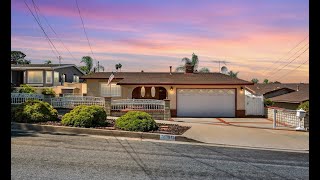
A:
[12,100,58,123]
[61,105,107,128]
[115,111,158,132]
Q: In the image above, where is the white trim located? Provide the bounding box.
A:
[46,71,53,84]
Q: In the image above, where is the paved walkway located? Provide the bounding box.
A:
[156,118,309,151]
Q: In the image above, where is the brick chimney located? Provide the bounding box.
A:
[185,63,194,73]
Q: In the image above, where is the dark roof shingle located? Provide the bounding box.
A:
[81,72,253,85]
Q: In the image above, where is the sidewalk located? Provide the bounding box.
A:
[156,118,309,151]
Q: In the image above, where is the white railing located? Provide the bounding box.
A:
[51,96,105,108]
[267,107,307,128]
[111,99,165,111]
[11,93,44,104]
[62,93,83,97]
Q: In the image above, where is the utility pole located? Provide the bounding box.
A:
[58,56,61,66]
[97,61,100,72]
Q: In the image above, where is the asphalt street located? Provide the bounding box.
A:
[11,130,309,180]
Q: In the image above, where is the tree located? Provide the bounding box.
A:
[198,67,210,73]
[115,63,122,72]
[11,51,31,64]
[251,78,259,84]
[44,60,52,64]
[263,79,269,84]
[297,101,309,112]
[118,63,122,72]
[228,70,239,78]
[79,56,93,74]
[175,53,209,72]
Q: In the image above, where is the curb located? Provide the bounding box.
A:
[11,122,199,143]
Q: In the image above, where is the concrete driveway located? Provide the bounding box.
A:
[156,118,309,152]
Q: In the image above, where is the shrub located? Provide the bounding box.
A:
[61,105,107,127]
[115,111,158,132]
[11,83,16,92]
[18,84,36,93]
[264,98,274,107]
[42,88,56,96]
[297,101,309,112]
[12,100,58,123]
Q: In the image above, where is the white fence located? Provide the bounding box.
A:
[62,93,83,97]
[111,99,165,111]
[51,96,105,108]
[245,94,264,116]
[11,93,44,104]
[267,107,308,129]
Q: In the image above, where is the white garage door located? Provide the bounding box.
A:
[177,89,236,117]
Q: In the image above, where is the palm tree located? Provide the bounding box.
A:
[228,70,239,78]
[44,60,52,64]
[251,78,259,84]
[80,56,93,74]
[175,53,210,72]
[263,79,269,84]
[115,64,119,72]
[118,63,122,72]
[198,67,210,73]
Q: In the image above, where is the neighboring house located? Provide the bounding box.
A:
[11,64,86,95]
[81,67,253,118]
[245,83,309,110]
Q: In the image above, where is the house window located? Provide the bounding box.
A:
[101,83,121,97]
[46,71,52,84]
[54,72,60,83]
[73,75,79,83]
[27,71,43,83]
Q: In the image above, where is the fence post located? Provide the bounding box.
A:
[164,99,171,120]
[104,97,112,116]
[273,109,277,128]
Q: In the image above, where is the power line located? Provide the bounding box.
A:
[261,35,309,76]
[265,42,309,77]
[267,45,309,80]
[276,58,309,82]
[75,0,97,62]
[24,0,62,60]
[32,0,79,65]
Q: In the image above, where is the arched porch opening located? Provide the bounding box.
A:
[132,86,167,100]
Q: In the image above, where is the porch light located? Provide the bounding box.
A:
[240,87,244,92]
[151,86,156,97]
[170,86,173,91]
[141,86,145,97]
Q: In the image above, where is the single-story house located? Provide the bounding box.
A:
[245,83,309,110]
[11,64,86,95]
[81,67,253,118]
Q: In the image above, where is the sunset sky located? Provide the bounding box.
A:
[11,0,309,83]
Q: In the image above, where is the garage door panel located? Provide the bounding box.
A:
[177,89,235,117]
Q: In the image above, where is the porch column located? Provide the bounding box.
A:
[104,97,112,116]
[164,99,171,120]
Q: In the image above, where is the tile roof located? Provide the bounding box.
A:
[81,72,253,85]
[269,86,309,103]
[245,83,309,95]
[11,64,74,67]
[246,83,309,103]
